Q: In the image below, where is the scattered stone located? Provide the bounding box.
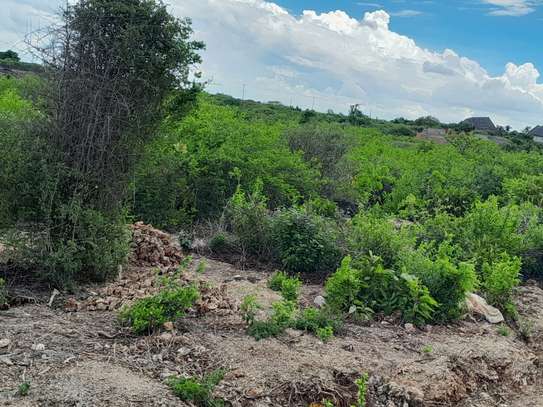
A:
[246,276,259,284]
[466,293,504,324]
[313,295,326,308]
[176,347,192,356]
[163,321,174,331]
[232,275,244,281]
[32,343,46,351]
[342,344,354,352]
[0,338,10,348]
[404,323,416,333]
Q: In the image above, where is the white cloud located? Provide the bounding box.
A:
[171,0,543,128]
[2,0,543,128]
[482,0,538,16]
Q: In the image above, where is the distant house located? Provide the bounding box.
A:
[461,117,497,133]
[529,126,543,144]
[415,128,449,144]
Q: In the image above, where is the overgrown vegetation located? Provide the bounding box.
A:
[168,369,226,407]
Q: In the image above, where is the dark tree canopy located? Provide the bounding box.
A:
[0,50,20,61]
[46,0,204,208]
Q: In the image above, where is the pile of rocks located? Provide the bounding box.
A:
[130,222,183,267]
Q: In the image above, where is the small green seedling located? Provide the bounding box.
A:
[421,345,433,354]
[17,381,30,397]
[497,324,510,337]
[196,260,207,274]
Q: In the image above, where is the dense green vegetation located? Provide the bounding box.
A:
[2,1,543,328]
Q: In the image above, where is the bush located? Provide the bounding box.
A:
[268,271,301,301]
[399,246,478,322]
[38,203,132,287]
[240,294,260,326]
[0,278,7,308]
[294,307,342,335]
[271,207,342,274]
[325,256,437,325]
[120,285,199,334]
[481,254,521,307]
[168,369,225,407]
[247,299,297,340]
[223,181,273,260]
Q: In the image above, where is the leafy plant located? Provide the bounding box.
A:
[240,294,261,326]
[481,253,521,308]
[271,207,342,275]
[168,369,226,407]
[17,381,30,397]
[497,325,510,337]
[120,285,199,334]
[316,325,334,342]
[352,373,369,407]
[267,270,302,301]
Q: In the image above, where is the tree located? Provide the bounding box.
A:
[0,50,20,61]
[31,0,204,284]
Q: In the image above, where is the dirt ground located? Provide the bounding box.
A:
[1,255,543,407]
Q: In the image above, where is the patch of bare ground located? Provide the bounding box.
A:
[1,255,542,406]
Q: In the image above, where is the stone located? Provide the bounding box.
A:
[177,347,192,356]
[163,321,174,331]
[32,343,46,351]
[404,323,416,333]
[0,338,10,348]
[313,295,326,308]
[466,293,504,324]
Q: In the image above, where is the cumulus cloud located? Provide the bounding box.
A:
[2,0,543,128]
[170,0,543,128]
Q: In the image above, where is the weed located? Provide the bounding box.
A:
[196,260,207,274]
[497,325,510,337]
[323,400,335,407]
[316,325,334,342]
[280,276,301,302]
[247,300,296,340]
[421,345,433,354]
[168,369,226,407]
[119,285,199,335]
[294,307,342,335]
[518,318,534,342]
[268,271,288,291]
[352,373,369,407]
[17,381,30,397]
[240,294,261,326]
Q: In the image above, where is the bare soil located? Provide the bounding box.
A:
[1,256,542,407]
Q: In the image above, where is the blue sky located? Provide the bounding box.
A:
[3,0,543,128]
[275,0,543,76]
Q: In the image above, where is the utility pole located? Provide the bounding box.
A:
[242,84,246,101]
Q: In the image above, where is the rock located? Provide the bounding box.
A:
[232,275,244,281]
[32,343,46,351]
[163,321,174,331]
[0,356,13,366]
[0,338,10,348]
[466,293,504,324]
[177,347,192,356]
[404,323,416,333]
[313,295,326,308]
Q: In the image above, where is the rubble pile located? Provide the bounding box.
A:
[66,265,235,315]
[130,222,183,267]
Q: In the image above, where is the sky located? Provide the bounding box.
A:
[2,0,543,129]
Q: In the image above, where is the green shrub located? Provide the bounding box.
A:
[120,285,199,334]
[168,369,225,407]
[240,294,260,326]
[17,381,30,397]
[316,325,334,342]
[481,254,521,307]
[347,212,413,268]
[0,278,7,307]
[271,207,341,274]
[325,256,437,325]
[208,232,236,254]
[354,373,369,407]
[294,307,342,334]
[399,246,478,322]
[223,181,273,259]
[268,271,289,291]
[268,271,301,301]
[247,300,296,340]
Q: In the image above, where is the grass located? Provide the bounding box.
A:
[168,369,226,406]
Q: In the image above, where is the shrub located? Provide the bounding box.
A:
[208,232,236,254]
[325,256,437,325]
[240,294,260,326]
[223,181,273,260]
[120,285,199,334]
[0,278,7,308]
[294,307,342,336]
[316,325,334,342]
[399,246,478,322]
[247,300,296,340]
[168,369,225,407]
[268,271,301,301]
[481,254,521,307]
[347,212,413,268]
[271,207,341,275]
